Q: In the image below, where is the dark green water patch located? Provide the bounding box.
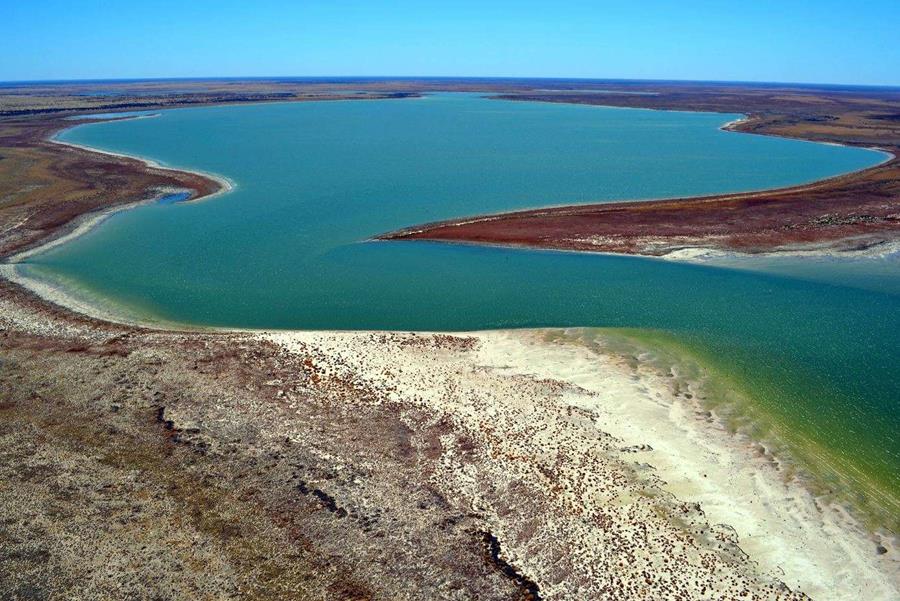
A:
[589,327,900,533]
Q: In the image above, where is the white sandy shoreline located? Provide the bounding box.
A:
[658,237,900,262]
[51,137,237,203]
[5,266,897,598]
[3,258,898,597]
[262,328,899,599]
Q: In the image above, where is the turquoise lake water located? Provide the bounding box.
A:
[21,93,900,528]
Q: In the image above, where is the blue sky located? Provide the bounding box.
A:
[3,0,898,85]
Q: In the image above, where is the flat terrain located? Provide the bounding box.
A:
[2,79,899,599]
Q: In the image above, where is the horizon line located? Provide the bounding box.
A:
[2,75,900,90]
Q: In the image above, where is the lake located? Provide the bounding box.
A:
[21,93,899,530]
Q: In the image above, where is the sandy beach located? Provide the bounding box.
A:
[3,198,899,597]
[267,328,899,599]
[4,195,898,596]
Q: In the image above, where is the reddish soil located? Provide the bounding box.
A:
[379,83,900,255]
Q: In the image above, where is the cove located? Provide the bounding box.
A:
[19,93,899,530]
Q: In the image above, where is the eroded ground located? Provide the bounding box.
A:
[1,279,817,600]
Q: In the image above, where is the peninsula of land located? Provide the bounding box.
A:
[379,83,900,256]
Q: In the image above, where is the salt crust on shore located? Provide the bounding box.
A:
[4,192,897,599]
[266,329,899,600]
[50,137,237,200]
[659,237,900,263]
[2,265,897,597]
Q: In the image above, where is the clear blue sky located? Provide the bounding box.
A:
[3,0,898,85]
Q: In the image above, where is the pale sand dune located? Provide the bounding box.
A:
[266,328,899,600]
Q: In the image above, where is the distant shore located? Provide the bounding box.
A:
[6,81,900,264]
[0,115,225,262]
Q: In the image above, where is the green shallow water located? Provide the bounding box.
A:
[21,93,899,529]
